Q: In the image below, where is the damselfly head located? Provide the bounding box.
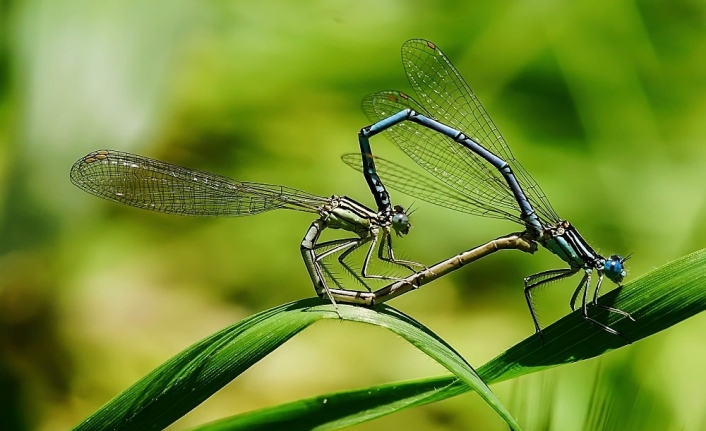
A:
[604,254,628,284]
[391,205,411,236]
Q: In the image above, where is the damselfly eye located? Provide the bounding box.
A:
[604,255,627,283]
[391,212,411,235]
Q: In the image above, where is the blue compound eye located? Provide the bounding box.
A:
[391,211,411,235]
[604,254,628,283]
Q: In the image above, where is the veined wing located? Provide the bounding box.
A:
[70,150,327,216]
[363,90,523,224]
[400,39,560,223]
[341,153,522,223]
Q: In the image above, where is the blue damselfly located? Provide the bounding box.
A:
[350,40,633,338]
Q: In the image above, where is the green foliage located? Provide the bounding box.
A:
[75,248,706,430]
[72,300,521,431]
[3,1,706,429]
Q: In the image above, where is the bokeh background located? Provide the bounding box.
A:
[1,0,706,430]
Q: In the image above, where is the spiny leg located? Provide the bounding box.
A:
[569,275,587,311]
[590,272,635,321]
[524,268,578,341]
[580,270,630,341]
[302,221,368,314]
[313,238,363,290]
[315,243,378,307]
[320,229,401,292]
[319,260,344,290]
[309,250,341,314]
[301,220,341,313]
[360,229,408,283]
[571,270,590,313]
[336,236,376,292]
[370,229,420,290]
[378,229,426,272]
[315,237,362,261]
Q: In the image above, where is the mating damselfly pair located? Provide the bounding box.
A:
[70,39,633,340]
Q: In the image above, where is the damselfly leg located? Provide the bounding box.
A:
[523,268,578,338]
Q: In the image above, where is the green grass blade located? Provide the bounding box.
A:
[72,299,520,430]
[479,247,706,383]
[72,300,319,431]
[190,248,706,430]
[185,377,462,431]
[322,305,522,430]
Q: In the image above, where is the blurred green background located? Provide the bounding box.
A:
[1,0,706,430]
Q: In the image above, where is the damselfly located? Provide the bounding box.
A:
[70,149,422,307]
[350,39,633,338]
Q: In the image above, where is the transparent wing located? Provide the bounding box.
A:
[363,90,524,224]
[341,153,522,223]
[399,39,560,223]
[70,149,327,216]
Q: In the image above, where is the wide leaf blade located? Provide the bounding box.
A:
[190,248,706,430]
[73,299,520,430]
